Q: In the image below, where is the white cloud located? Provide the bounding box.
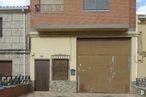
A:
[0,0,30,6]
[137,5,146,14]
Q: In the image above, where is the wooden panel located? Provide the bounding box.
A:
[52,59,68,80]
[78,56,110,92]
[35,60,49,91]
[109,56,130,93]
[78,38,130,56]
[0,61,12,76]
[77,38,131,93]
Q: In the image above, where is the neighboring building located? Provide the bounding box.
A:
[30,0,136,93]
[0,6,29,76]
[137,15,146,78]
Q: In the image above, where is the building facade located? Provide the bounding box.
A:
[0,6,29,76]
[137,15,146,78]
[30,0,136,93]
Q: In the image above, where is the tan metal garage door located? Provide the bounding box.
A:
[77,38,131,93]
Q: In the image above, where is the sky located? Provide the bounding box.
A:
[0,0,29,6]
[137,0,146,14]
[0,0,146,14]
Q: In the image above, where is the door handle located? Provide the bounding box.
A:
[112,56,115,65]
[78,76,80,92]
[112,72,116,79]
[111,56,116,79]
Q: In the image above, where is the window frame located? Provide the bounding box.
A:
[0,17,2,37]
[37,0,64,13]
[83,0,109,11]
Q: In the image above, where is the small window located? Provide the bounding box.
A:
[36,0,64,12]
[0,17,2,37]
[84,0,109,10]
[52,59,68,80]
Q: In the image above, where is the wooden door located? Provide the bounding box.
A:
[0,61,12,76]
[77,38,131,93]
[35,60,50,91]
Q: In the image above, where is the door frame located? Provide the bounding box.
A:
[34,59,50,91]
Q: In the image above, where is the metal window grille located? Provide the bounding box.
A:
[52,59,68,80]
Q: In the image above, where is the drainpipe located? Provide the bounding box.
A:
[135,37,138,78]
[135,15,139,78]
[22,8,26,76]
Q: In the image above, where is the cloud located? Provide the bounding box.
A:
[137,5,146,14]
[0,0,30,6]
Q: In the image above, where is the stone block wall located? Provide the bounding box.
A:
[0,12,29,76]
[49,81,77,93]
[0,13,25,49]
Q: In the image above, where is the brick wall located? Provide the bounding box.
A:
[30,0,136,31]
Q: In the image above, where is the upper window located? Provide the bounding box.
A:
[35,0,64,13]
[0,17,2,37]
[84,0,109,10]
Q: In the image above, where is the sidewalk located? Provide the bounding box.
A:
[19,92,140,97]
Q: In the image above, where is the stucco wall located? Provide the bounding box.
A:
[138,23,146,78]
[131,37,138,81]
[30,37,76,81]
[30,33,138,93]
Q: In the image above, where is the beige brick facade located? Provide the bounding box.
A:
[0,7,29,76]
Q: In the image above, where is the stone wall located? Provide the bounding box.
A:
[0,13,24,49]
[50,81,77,93]
[0,12,29,75]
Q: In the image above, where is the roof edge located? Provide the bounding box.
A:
[0,6,29,12]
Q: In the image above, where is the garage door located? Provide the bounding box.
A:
[77,38,131,93]
[0,61,12,76]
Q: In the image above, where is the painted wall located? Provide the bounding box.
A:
[30,37,76,81]
[138,23,146,78]
[30,33,138,93]
[131,37,138,81]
